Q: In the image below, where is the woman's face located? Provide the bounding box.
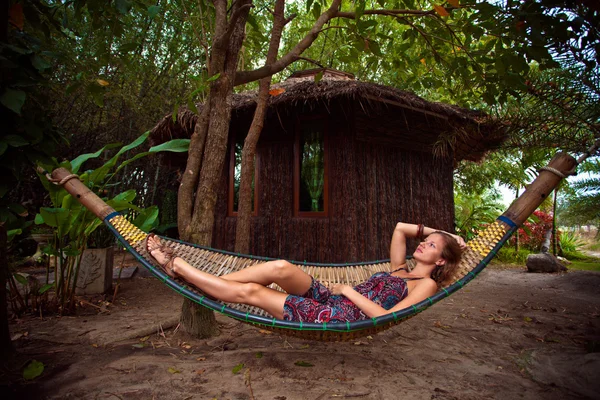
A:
[413,233,446,266]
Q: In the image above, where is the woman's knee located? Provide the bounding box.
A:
[270,259,295,279]
[238,282,264,303]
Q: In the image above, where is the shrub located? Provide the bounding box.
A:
[511,210,553,251]
[496,246,532,265]
[559,230,585,254]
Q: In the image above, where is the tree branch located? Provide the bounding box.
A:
[214,3,253,50]
[397,16,445,68]
[297,56,325,68]
[284,13,297,25]
[234,0,342,86]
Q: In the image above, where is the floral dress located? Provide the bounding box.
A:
[283,271,417,323]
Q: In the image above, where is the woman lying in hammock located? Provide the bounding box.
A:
[146,223,465,323]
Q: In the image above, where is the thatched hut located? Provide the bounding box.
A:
[151,69,505,263]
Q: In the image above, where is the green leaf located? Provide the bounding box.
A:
[232,363,244,374]
[149,139,190,153]
[368,40,383,57]
[294,361,314,367]
[312,2,321,20]
[187,98,198,114]
[105,199,140,213]
[38,283,54,295]
[147,5,161,18]
[355,1,366,20]
[132,206,159,232]
[41,244,59,256]
[111,152,151,176]
[314,71,323,83]
[31,54,51,71]
[39,207,69,228]
[0,141,7,156]
[34,213,44,225]
[63,247,81,257]
[255,352,263,359]
[132,343,146,349]
[88,132,150,184]
[306,0,314,14]
[83,219,103,237]
[357,19,377,34]
[111,189,137,203]
[172,102,179,123]
[70,142,122,174]
[115,0,133,14]
[246,14,259,30]
[1,88,26,114]
[23,360,44,380]
[8,203,27,217]
[167,367,180,374]
[14,273,28,286]
[206,73,220,82]
[7,229,22,242]
[91,91,104,107]
[4,135,29,147]
[0,208,16,225]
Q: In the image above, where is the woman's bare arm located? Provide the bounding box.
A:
[332,279,438,318]
[332,284,388,317]
[390,223,466,269]
[390,222,419,269]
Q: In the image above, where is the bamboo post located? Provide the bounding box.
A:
[501,152,577,227]
[51,168,116,220]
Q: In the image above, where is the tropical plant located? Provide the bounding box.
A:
[454,188,503,241]
[26,132,189,313]
[557,158,600,229]
[558,230,586,256]
[511,210,554,252]
[496,246,531,265]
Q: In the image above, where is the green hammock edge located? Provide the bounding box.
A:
[105,214,517,333]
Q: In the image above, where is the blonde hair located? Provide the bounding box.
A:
[429,231,462,288]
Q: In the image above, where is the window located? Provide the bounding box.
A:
[228,136,258,216]
[294,118,329,217]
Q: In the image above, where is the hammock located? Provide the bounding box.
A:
[48,152,579,341]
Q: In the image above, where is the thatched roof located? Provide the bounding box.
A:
[150,70,507,163]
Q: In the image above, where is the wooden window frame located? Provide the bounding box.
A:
[228,139,260,217]
[294,116,329,218]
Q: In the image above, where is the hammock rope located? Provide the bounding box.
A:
[48,151,580,341]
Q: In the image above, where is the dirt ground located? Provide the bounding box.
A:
[2,257,600,400]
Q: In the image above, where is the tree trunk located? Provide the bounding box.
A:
[514,188,520,252]
[552,184,559,255]
[235,0,286,254]
[0,226,13,357]
[180,293,220,337]
[178,0,251,338]
[540,229,552,253]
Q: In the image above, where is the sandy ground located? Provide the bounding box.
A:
[2,261,599,400]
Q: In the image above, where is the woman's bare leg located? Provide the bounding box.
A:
[147,236,288,318]
[173,258,288,318]
[220,259,313,295]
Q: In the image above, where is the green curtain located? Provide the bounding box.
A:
[301,129,324,212]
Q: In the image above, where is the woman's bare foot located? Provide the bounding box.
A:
[146,234,177,277]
